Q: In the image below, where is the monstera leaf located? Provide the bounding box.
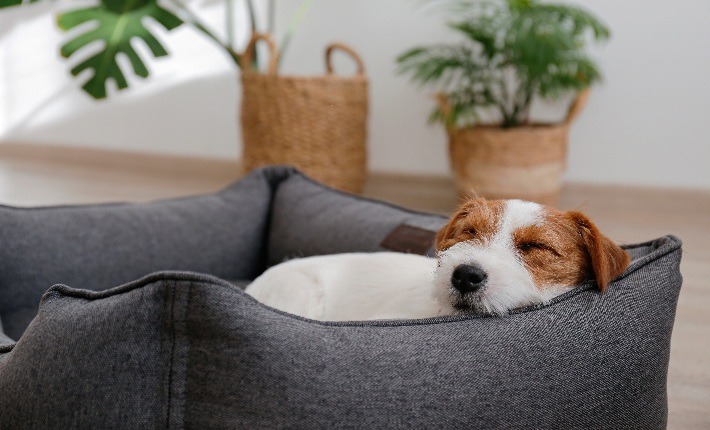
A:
[0,0,32,7]
[57,0,183,99]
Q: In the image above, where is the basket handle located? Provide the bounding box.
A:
[325,43,365,76]
[243,33,279,75]
[564,88,591,125]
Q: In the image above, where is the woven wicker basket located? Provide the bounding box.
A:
[240,34,368,194]
[442,90,590,206]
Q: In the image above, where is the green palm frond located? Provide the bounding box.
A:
[529,3,611,40]
[398,45,484,86]
[57,0,183,99]
[398,43,499,125]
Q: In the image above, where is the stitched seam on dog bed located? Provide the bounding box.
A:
[42,271,234,302]
[164,281,177,430]
[163,280,190,430]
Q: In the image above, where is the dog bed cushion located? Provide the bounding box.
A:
[267,173,446,264]
[0,167,682,429]
[0,167,291,340]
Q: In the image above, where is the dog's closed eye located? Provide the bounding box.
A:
[517,241,560,256]
[463,227,477,237]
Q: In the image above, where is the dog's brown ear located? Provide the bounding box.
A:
[435,205,471,252]
[568,211,630,292]
[435,216,458,252]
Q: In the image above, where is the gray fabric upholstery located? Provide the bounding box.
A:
[0,167,683,429]
[268,174,447,264]
[0,167,294,340]
[0,329,10,347]
[0,277,169,428]
[0,237,682,429]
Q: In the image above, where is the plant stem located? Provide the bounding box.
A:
[245,0,259,69]
[499,105,513,127]
[506,78,533,127]
[268,0,276,33]
[247,0,259,31]
[516,86,533,125]
[520,90,533,124]
[279,0,315,69]
[225,0,235,50]
[496,75,514,126]
[167,0,242,67]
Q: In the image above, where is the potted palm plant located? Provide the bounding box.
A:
[398,0,610,205]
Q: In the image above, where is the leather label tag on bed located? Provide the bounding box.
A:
[380,224,437,255]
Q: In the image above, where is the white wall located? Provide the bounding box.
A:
[0,0,243,159]
[1,0,709,189]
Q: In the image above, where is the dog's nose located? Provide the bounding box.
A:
[451,264,487,294]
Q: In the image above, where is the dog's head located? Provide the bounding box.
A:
[433,198,630,315]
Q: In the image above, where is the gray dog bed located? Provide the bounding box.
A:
[0,166,682,429]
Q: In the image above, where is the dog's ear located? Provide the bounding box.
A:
[435,214,460,252]
[436,198,492,252]
[567,211,630,292]
[435,204,472,252]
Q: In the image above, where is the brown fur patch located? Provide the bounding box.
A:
[435,198,505,252]
[513,209,594,290]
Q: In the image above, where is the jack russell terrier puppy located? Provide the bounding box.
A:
[245,198,630,320]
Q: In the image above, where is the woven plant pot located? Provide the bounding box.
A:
[442,90,590,206]
[241,34,368,194]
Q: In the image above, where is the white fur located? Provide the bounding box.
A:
[501,200,544,232]
[246,253,447,321]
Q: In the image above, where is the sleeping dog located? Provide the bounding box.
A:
[245,198,630,320]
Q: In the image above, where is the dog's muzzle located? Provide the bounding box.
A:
[451,264,487,295]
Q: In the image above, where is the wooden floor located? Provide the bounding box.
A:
[0,151,708,429]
